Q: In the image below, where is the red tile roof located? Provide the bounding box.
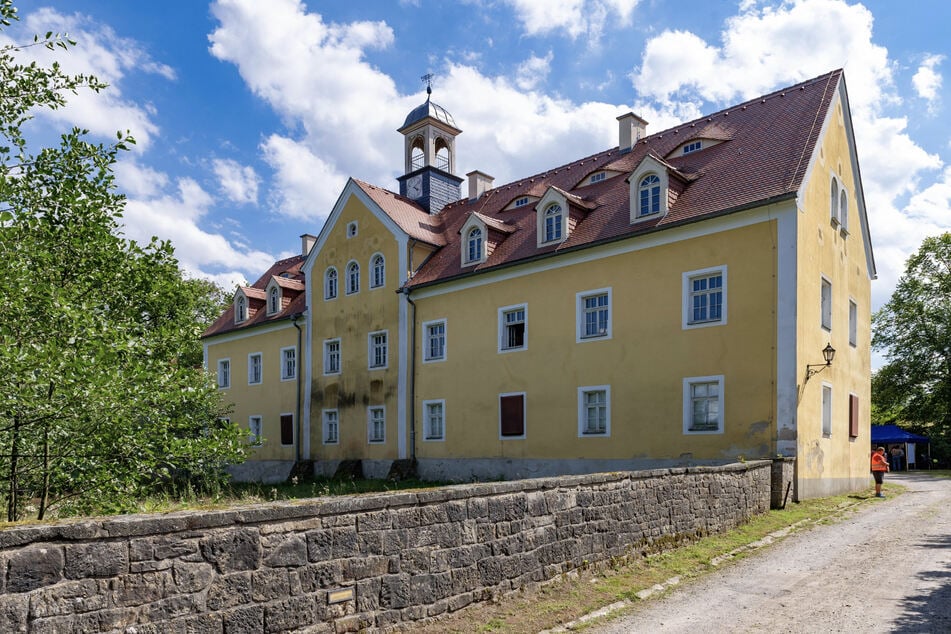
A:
[404,69,842,288]
[353,179,447,246]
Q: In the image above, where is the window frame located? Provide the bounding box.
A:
[821,382,832,437]
[683,140,702,155]
[514,196,529,207]
[216,358,230,389]
[324,267,338,300]
[346,260,360,295]
[370,253,385,289]
[322,409,339,445]
[267,286,280,315]
[422,319,446,363]
[346,221,358,238]
[323,338,341,376]
[839,188,849,232]
[638,174,662,218]
[247,352,263,385]
[830,176,840,226]
[499,392,527,440]
[280,413,294,446]
[849,298,857,347]
[849,393,860,438]
[576,287,612,342]
[683,375,725,435]
[248,415,263,445]
[280,346,296,381]
[498,304,527,353]
[821,276,832,331]
[590,171,606,184]
[368,330,388,370]
[422,399,445,442]
[578,385,611,437]
[682,266,727,329]
[367,406,385,444]
[465,226,484,265]
[542,203,564,244]
[235,295,247,323]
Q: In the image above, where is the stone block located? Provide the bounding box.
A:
[200,528,261,573]
[356,577,382,612]
[65,541,129,580]
[348,555,389,580]
[264,595,318,633]
[330,527,359,558]
[252,567,290,602]
[296,561,344,592]
[0,593,28,632]
[28,579,102,618]
[379,574,410,609]
[144,592,205,623]
[6,544,64,592]
[151,534,199,560]
[357,510,391,532]
[263,535,307,567]
[113,570,171,607]
[224,605,264,634]
[206,572,252,611]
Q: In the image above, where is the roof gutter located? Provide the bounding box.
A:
[291,313,304,466]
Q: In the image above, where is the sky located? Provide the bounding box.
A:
[6,0,951,334]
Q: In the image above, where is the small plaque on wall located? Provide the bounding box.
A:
[328,587,355,604]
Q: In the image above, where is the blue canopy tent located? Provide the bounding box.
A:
[871,425,930,470]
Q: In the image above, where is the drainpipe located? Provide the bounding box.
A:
[292,314,303,466]
[403,288,418,461]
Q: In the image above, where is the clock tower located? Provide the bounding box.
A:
[396,83,463,215]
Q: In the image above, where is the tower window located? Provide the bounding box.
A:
[435,137,450,171]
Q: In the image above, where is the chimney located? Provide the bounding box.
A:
[617,112,648,153]
[300,233,316,256]
[466,170,495,200]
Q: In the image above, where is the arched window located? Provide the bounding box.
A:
[371,254,385,288]
[235,296,247,323]
[466,227,483,264]
[435,137,450,171]
[324,268,337,300]
[543,204,563,243]
[638,174,661,217]
[830,178,839,224]
[839,189,848,230]
[268,287,280,314]
[410,137,425,170]
[346,261,360,295]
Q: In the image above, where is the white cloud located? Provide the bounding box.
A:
[912,54,943,112]
[515,51,554,90]
[260,134,347,221]
[503,0,639,43]
[212,159,260,205]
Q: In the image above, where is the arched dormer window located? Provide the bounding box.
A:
[324,267,338,300]
[410,136,424,170]
[839,188,849,232]
[435,137,451,171]
[370,253,385,288]
[346,261,360,295]
[465,227,483,265]
[235,295,247,324]
[638,174,661,217]
[543,204,563,243]
[830,177,840,225]
[268,286,280,315]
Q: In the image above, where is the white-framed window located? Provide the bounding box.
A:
[839,188,849,232]
[830,177,840,225]
[542,203,563,243]
[280,346,296,381]
[368,406,385,444]
[821,383,832,437]
[499,392,526,439]
[590,171,606,184]
[683,375,724,434]
[346,261,360,295]
[821,276,832,331]
[849,299,857,347]
[370,253,385,288]
[323,339,341,375]
[638,174,662,217]
[578,386,610,437]
[216,359,230,389]
[249,415,263,445]
[323,409,339,444]
[248,353,262,385]
[347,221,358,238]
[514,196,529,207]
[683,140,702,155]
[498,304,527,352]
[267,286,280,315]
[683,266,727,329]
[324,267,338,300]
[368,330,388,370]
[423,400,445,441]
[465,227,483,265]
[235,295,247,323]
[576,288,612,342]
[423,319,446,363]
[280,413,294,446]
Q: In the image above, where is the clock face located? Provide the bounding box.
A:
[408,175,422,197]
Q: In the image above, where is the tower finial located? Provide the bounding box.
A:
[421,73,434,97]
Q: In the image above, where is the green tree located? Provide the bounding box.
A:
[0,1,246,521]
[872,232,951,465]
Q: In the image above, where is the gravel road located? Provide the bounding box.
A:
[590,472,951,633]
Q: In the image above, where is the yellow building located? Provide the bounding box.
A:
[205,69,874,499]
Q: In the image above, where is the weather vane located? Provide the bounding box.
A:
[421,73,434,96]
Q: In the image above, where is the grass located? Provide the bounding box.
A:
[411,484,904,633]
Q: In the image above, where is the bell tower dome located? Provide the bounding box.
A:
[397,79,463,215]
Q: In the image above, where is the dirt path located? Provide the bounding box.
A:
[590,473,951,633]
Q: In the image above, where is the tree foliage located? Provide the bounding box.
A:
[0,1,247,521]
[872,232,951,464]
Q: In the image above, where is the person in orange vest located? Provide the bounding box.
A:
[871,446,889,498]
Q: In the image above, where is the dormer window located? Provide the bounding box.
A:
[683,141,702,155]
[590,172,606,184]
[638,174,661,217]
[543,204,563,243]
[465,227,483,265]
[514,196,529,207]
[235,295,247,324]
[267,286,280,315]
[324,267,338,300]
[347,221,358,238]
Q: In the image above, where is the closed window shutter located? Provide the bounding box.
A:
[281,414,294,445]
[500,395,524,436]
[849,395,859,438]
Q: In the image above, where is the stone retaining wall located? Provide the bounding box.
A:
[0,462,771,633]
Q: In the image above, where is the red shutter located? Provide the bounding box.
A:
[500,394,525,437]
[849,394,859,438]
[281,414,294,445]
